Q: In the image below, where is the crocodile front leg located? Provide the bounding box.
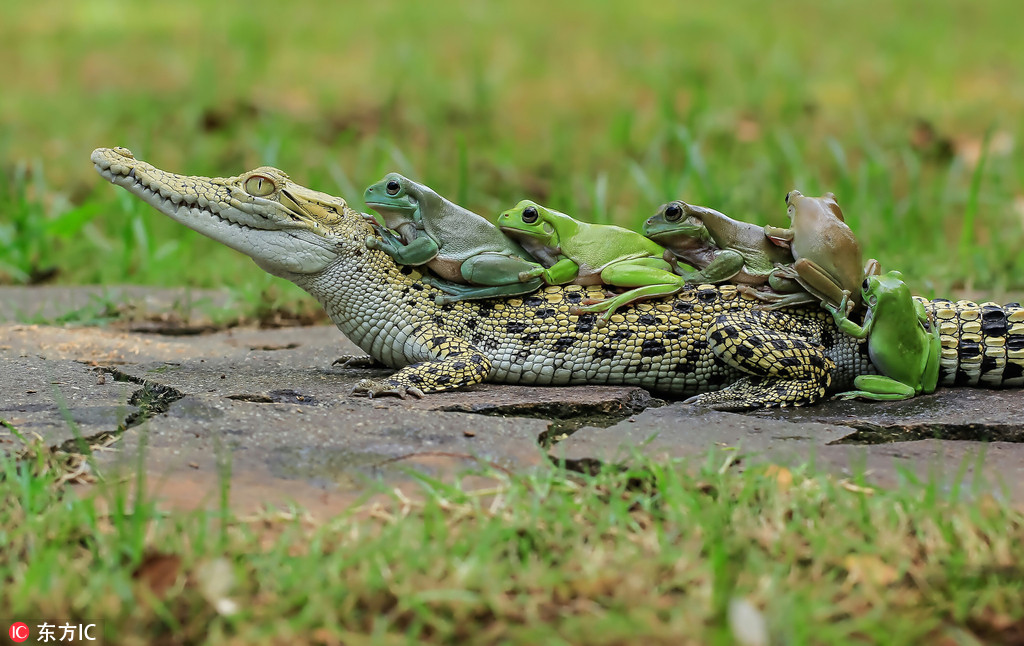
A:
[685,310,835,410]
[351,335,492,399]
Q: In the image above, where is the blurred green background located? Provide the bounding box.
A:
[2,0,1022,309]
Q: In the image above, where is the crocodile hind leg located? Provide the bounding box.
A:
[685,310,835,410]
[351,335,492,399]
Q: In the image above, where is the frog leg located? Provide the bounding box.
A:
[573,259,683,320]
[737,265,816,308]
[536,257,581,285]
[424,277,545,304]
[789,258,853,312]
[684,309,835,410]
[764,225,794,248]
[351,334,491,399]
[689,249,746,284]
[920,308,942,394]
[748,259,849,312]
[864,258,882,277]
[395,221,422,245]
[365,225,440,266]
[422,253,546,302]
[662,249,691,275]
[834,376,917,401]
[574,282,684,320]
[823,290,871,338]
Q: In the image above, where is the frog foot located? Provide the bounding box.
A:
[350,378,425,400]
[832,391,863,401]
[577,294,615,307]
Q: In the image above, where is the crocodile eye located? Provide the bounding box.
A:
[244,175,275,197]
[521,206,539,224]
[664,203,683,221]
[386,180,401,195]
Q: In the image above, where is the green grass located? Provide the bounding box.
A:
[2,446,1023,644]
[2,0,1023,306]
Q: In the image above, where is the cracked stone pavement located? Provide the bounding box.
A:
[3,287,1024,516]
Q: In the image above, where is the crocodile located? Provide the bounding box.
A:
[90,147,1024,409]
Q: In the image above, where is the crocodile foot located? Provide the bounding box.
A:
[332,354,386,369]
[351,379,425,399]
[684,376,820,410]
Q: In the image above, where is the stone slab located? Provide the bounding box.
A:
[750,389,1024,443]
[554,402,858,463]
[5,311,1024,513]
[1,323,552,516]
[0,355,138,448]
[99,394,547,517]
[555,392,1024,502]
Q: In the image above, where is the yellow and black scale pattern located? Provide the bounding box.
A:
[296,218,1024,409]
[304,235,879,408]
[919,297,1024,388]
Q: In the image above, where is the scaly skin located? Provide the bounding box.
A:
[90,147,1024,408]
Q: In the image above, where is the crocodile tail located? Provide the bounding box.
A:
[919,297,1024,388]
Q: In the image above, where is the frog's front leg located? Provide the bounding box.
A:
[518,257,580,285]
[572,258,683,320]
[764,225,794,249]
[395,221,422,245]
[920,308,942,395]
[351,336,492,399]
[365,225,440,266]
[823,290,871,339]
[684,310,835,410]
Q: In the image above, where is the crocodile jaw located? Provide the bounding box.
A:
[91,147,349,277]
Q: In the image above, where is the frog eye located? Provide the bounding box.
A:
[244,175,276,197]
[664,203,683,221]
[386,180,401,195]
[862,279,870,291]
[521,206,539,224]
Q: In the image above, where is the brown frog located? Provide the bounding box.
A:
[744,190,879,313]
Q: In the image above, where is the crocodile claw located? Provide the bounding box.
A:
[332,354,384,369]
[350,379,425,400]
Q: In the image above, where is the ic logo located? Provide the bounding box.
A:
[8,623,29,643]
